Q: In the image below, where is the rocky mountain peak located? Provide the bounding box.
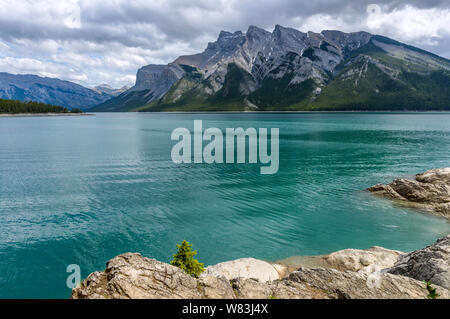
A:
[247,25,269,35]
[93,84,131,96]
[218,30,232,38]
[218,30,244,39]
[93,24,450,112]
[95,83,113,90]
[246,25,271,43]
[216,30,245,45]
[320,30,372,49]
[273,24,305,37]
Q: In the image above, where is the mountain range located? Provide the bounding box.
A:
[92,84,130,97]
[0,73,120,110]
[93,25,450,112]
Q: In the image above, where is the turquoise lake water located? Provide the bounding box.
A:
[0,112,449,298]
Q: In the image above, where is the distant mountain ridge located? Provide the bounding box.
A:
[92,84,130,96]
[0,73,115,110]
[93,25,450,112]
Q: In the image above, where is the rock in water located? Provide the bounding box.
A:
[416,168,450,184]
[367,168,450,219]
[387,235,450,290]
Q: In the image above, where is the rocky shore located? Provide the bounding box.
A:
[367,168,450,219]
[71,235,450,299]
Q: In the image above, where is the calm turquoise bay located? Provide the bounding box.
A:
[1,112,450,298]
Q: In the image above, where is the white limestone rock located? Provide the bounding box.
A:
[200,258,280,282]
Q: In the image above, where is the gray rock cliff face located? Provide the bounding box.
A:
[172,26,372,94]
[71,236,450,299]
[132,64,185,97]
[93,64,185,111]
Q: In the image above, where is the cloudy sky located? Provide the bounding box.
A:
[0,0,449,88]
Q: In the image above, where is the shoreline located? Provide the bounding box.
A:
[0,113,94,118]
[128,110,450,114]
[71,235,450,299]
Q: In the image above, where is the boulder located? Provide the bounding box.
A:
[200,258,280,282]
[367,168,450,219]
[322,246,402,273]
[71,253,202,299]
[387,235,450,290]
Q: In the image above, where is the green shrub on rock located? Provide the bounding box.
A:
[426,281,439,299]
[171,240,204,277]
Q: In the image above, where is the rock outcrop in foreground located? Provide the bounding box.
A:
[71,236,450,299]
[367,168,450,219]
[387,235,450,290]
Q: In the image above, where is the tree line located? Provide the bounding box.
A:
[0,98,83,114]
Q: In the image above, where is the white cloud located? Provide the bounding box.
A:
[295,14,360,33]
[117,74,136,85]
[0,41,9,52]
[0,57,64,78]
[0,0,82,29]
[366,4,450,41]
